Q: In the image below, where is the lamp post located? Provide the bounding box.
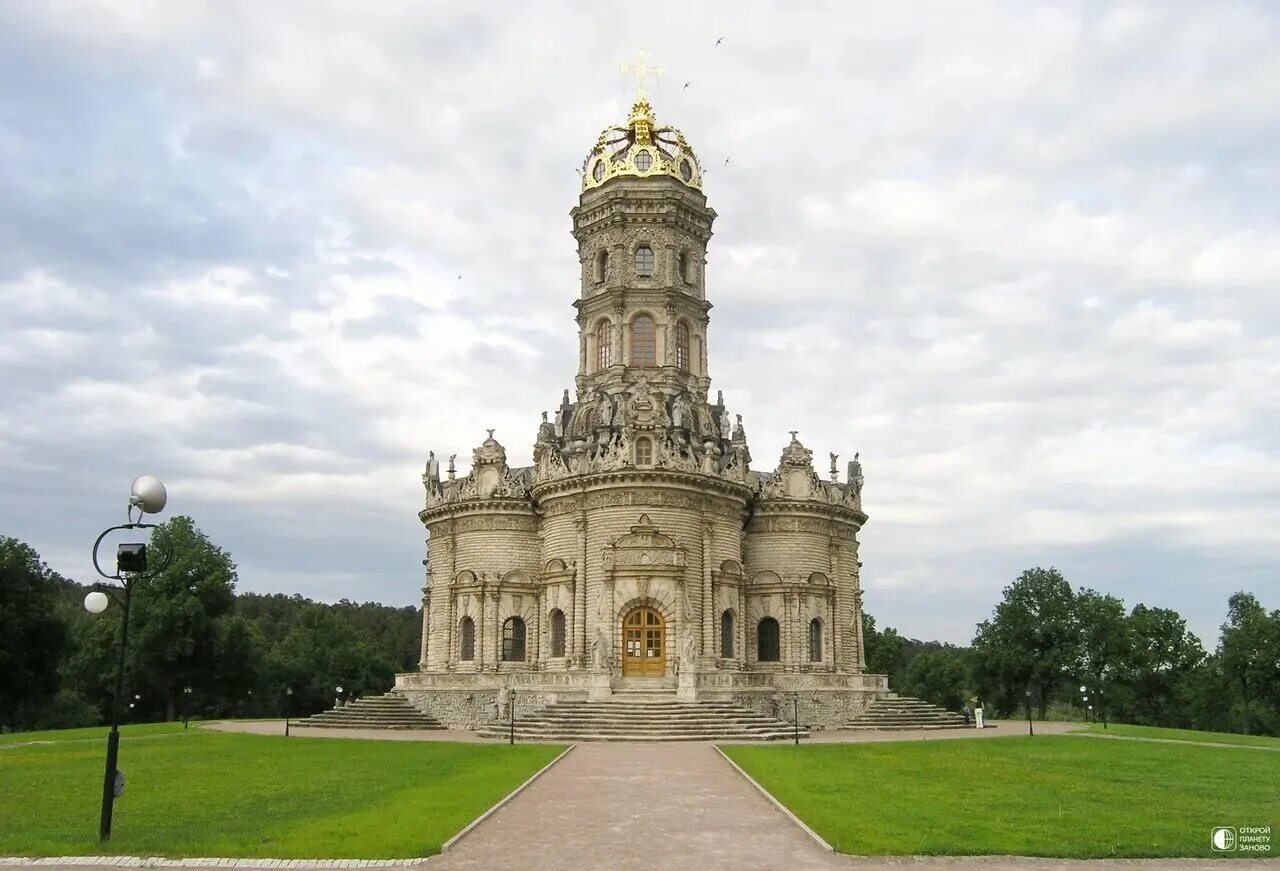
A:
[285,687,294,737]
[336,685,344,708]
[1024,688,1034,736]
[182,686,192,729]
[83,475,172,843]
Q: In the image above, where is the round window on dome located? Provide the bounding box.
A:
[592,160,605,182]
[680,160,692,182]
[634,150,653,171]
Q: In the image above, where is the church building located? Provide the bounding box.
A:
[395,89,889,730]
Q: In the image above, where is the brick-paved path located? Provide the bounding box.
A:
[426,742,838,870]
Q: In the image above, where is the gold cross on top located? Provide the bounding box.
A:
[620,50,664,101]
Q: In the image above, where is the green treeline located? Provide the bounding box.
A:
[863,567,1280,736]
[1,519,418,731]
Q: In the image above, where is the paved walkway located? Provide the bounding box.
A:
[424,742,840,870]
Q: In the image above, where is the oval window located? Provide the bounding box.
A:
[592,160,605,182]
[680,160,692,181]
[634,150,653,171]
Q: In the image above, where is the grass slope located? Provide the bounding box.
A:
[0,726,562,858]
[1084,722,1280,748]
[723,736,1279,858]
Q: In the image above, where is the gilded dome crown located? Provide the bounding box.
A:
[581,99,703,193]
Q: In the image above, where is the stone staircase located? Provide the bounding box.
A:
[846,694,969,730]
[295,692,445,730]
[473,690,807,742]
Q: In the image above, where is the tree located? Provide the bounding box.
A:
[1120,604,1204,727]
[902,650,968,710]
[971,567,1078,717]
[1073,587,1132,723]
[1219,592,1280,735]
[861,612,905,677]
[0,538,70,729]
[122,517,237,721]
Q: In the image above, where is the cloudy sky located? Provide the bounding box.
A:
[2,1,1276,646]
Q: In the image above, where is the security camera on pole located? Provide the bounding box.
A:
[83,475,174,842]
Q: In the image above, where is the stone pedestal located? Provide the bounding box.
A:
[676,669,698,702]
[587,670,613,701]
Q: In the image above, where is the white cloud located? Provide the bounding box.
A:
[1,0,1277,645]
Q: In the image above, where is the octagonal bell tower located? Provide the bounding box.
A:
[571,97,716,405]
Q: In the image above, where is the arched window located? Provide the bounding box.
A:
[635,437,653,466]
[634,245,654,277]
[459,617,475,661]
[595,250,608,282]
[809,618,823,662]
[501,617,526,662]
[595,320,612,370]
[721,611,735,657]
[631,315,656,366]
[549,609,566,658]
[757,617,780,662]
[675,322,690,371]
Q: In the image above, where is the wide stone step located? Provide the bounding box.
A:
[295,692,444,730]
[848,695,968,730]
[474,697,802,742]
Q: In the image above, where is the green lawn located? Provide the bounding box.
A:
[1084,722,1280,748]
[1,726,563,858]
[0,722,190,745]
[723,736,1279,858]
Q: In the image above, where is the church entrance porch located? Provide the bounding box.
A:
[621,606,665,676]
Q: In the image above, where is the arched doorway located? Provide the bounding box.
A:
[622,607,665,676]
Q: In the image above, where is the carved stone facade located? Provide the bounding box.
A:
[396,97,885,729]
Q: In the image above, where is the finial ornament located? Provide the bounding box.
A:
[620,50,664,101]
[789,430,799,442]
[487,428,495,440]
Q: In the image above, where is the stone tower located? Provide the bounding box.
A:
[398,91,883,730]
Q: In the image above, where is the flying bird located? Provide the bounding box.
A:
[715,36,724,46]
[724,156,731,166]
[683,81,692,90]
[457,274,463,281]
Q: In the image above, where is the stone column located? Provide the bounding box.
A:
[568,561,578,663]
[419,590,430,669]
[701,520,713,656]
[781,592,794,671]
[478,583,489,671]
[830,539,841,668]
[576,514,588,667]
[614,303,627,366]
[488,589,501,671]
[737,583,746,665]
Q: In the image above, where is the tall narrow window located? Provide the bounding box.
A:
[721,611,735,657]
[501,617,526,662]
[595,250,608,282]
[631,315,656,366]
[675,322,690,371]
[459,617,475,661]
[757,618,780,662]
[595,320,612,370]
[809,618,823,662]
[549,609,566,658]
[678,251,689,283]
[635,438,653,466]
[634,245,654,276]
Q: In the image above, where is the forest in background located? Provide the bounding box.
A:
[3,521,1277,736]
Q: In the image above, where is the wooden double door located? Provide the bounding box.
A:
[621,607,665,676]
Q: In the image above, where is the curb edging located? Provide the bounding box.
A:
[440,742,576,852]
[712,745,833,853]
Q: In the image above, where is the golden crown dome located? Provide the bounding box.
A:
[581,99,703,193]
